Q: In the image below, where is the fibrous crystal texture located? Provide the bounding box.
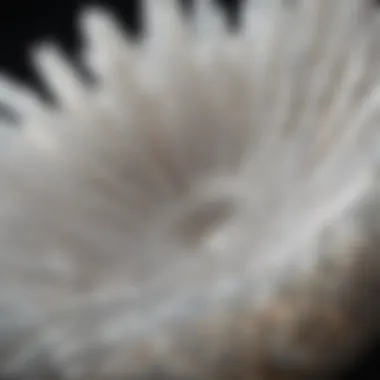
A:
[0,0,380,379]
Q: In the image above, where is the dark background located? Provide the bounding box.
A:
[0,0,236,90]
[0,0,378,378]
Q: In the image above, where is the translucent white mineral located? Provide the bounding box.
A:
[0,0,379,378]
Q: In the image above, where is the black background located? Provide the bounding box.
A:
[0,0,378,379]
